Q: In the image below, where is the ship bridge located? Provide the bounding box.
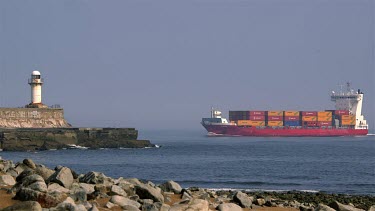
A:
[331,83,368,129]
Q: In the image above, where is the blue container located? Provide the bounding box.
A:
[284,121,301,126]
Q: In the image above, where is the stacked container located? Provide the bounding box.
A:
[301,111,317,127]
[229,111,250,122]
[284,111,300,126]
[267,110,283,126]
[341,114,356,126]
[231,111,266,126]
[317,111,333,126]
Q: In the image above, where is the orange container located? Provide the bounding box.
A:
[284,111,300,116]
[302,116,317,121]
[237,120,265,126]
[268,111,283,116]
[341,119,355,125]
[267,121,283,126]
[341,115,355,120]
[318,111,332,117]
[318,116,332,122]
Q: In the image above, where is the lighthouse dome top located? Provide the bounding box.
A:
[32,70,41,76]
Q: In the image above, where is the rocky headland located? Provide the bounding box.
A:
[0,157,374,211]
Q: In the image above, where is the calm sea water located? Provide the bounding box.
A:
[1,130,374,195]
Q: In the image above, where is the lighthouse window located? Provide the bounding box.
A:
[32,75,41,79]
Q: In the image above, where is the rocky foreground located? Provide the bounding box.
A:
[0,158,374,211]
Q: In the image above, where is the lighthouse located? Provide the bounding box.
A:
[26,70,47,108]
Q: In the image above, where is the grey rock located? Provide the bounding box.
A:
[0,174,16,186]
[0,160,14,172]
[23,159,37,169]
[233,191,252,208]
[110,195,141,208]
[122,205,140,211]
[47,183,70,194]
[256,198,266,206]
[79,183,95,194]
[329,201,365,211]
[315,204,336,211]
[15,188,67,208]
[110,184,127,196]
[6,168,19,178]
[28,181,48,192]
[160,204,171,211]
[88,204,99,211]
[21,174,45,187]
[79,171,106,184]
[35,165,55,181]
[181,191,192,201]
[70,188,87,203]
[142,202,161,211]
[1,201,42,211]
[368,205,375,211]
[217,203,243,211]
[160,180,182,194]
[135,183,164,203]
[16,169,35,182]
[52,197,86,211]
[94,184,107,194]
[300,205,314,211]
[105,201,116,209]
[15,163,32,174]
[169,199,209,211]
[123,178,142,186]
[48,167,74,189]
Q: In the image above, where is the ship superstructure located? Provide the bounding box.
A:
[201,84,368,137]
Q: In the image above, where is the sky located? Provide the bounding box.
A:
[0,0,374,131]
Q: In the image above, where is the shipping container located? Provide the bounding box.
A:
[267,121,283,126]
[317,116,333,122]
[302,111,317,116]
[268,116,283,121]
[250,116,265,121]
[303,121,318,127]
[317,121,332,126]
[267,111,283,116]
[318,111,332,117]
[284,121,301,127]
[335,110,349,115]
[284,111,300,116]
[250,111,265,116]
[237,120,265,126]
[341,119,355,125]
[284,116,299,121]
[341,115,356,120]
[302,116,317,121]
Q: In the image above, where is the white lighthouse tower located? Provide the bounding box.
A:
[26,70,47,108]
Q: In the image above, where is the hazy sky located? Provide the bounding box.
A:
[1,0,374,131]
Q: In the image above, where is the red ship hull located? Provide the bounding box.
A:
[202,124,368,137]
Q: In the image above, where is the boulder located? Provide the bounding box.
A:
[6,168,19,178]
[170,199,209,211]
[160,180,182,194]
[27,181,47,192]
[15,163,32,174]
[21,174,45,187]
[70,187,87,203]
[122,205,141,211]
[79,171,106,184]
[0,174,16,186]
[135,183,164,203]
[329,201,365,211]
[1,201,42,211]
[48,183,70,194]
[79,183,95,194]
[15,188,67,208]
[16,170,35,182]
[52,197,86,211]
[256,198,266,206]
[0,159,14,172]
[233,191,252,208]
[48,167,74,189]
[88,204,99,211]
[315,204,336,211]
[35,165,55,181]
[110,195,141,208]
[110,185,127,196]
[23,159,36,169]
[217,203,243,211]
[368,206,375,211]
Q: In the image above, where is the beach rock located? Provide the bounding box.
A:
[79,171,107,184]
[79,183,95,194]
[15,188,67,207]
[256,198,266,206]
[329,201,365,211]
[48,167,74,189]
[23,159,36,169]
[51,197,86,211]
[123,178,142,186]
[160,180,182,194]
[315,204,336,211]
[368,206,375,211]
[16,169,35,182]
[170,198,209,211]
[105,201,116,209]
[1,201,42,211]
[135,183,164,203]
[233,191,252,208]
[110,184,127,196]
[6,168,19,178]
[48,183,70,194]
[122,205,141,211]
[35,165,55,181]
[15,163,32,174]
[70,187,87,203]
[160,203,171,211]
[0,160,14,172]
[27,181,48,192]
[88,204,99,211]
[0,174,16,186]
[182,191,193,200]
[217,203,243,211]
[110,195,141,208]
[21,174,44,187]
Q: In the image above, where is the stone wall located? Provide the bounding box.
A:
[0,108,71,128]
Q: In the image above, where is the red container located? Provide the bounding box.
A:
[318,121,332,126]
[268,116,282,121]
[302,111,317,116]
[335,110,349,115]
[303,121,318,127]
[250,116,265,121]
[285,116,299,121]
[250,111,265,116]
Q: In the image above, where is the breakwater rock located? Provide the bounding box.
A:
[0,158,374,211]
[0,128,154,151]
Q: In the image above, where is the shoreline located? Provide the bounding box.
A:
[0,158,374,211]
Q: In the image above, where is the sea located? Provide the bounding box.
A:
[1,130,374,195]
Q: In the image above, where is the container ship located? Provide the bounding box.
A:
[201,84,368,136]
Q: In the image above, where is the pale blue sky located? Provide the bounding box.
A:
[1,0,374,131]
